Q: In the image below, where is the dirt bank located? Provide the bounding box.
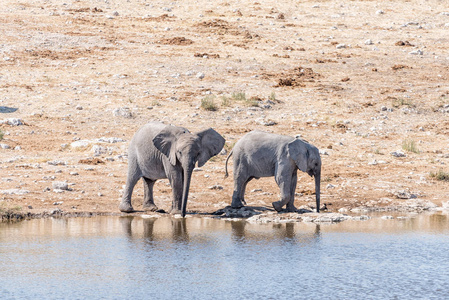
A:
[0,0,448,220]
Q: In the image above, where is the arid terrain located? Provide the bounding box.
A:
[1,0,449,219]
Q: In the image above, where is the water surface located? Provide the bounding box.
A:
[1,213,448,299]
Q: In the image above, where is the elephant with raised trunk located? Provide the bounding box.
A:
[225,130,321,213]
[119,121,225,217]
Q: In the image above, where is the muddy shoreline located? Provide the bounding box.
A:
[2,202,446,223]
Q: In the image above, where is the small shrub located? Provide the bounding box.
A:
[402,139,419,153]
[430,169,449,181]
[221,96,231,107]
[201,96,218,111]
[232,91,246,101]
[0,129,3,141]
[269,91,276,101]
[245,97,260,107]
[392,98,415,108]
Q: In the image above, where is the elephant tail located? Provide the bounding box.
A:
[224,150,233,179]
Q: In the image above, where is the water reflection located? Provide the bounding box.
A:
[117,216,323,248]
[1,214,449,299]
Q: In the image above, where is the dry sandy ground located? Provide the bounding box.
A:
[1,0,448,218]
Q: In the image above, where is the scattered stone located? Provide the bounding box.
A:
[113,107,134,118]
[208,185,223,190]
[47,160,67,166]
[70,140,90,149]
[0,144,11,149]
[336,43,346,49]
[255,118,277,126]
[0,189,30,195]
[395,189,417,199]
[196,72,205,79]
[52,181,69,191]
[365,39,373,45]
[391,151,406,157]
[376,10,384,15]
[326,184,336,189]
[381,215,394,220]
[92,145,107,156]
[14,146,21,150]
[53,201,63,205]
[409,50,423,55]
[1,118,24,126]
[351,215,371,221]
[70,172,79,176]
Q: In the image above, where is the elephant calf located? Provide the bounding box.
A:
[225,130,321,213]
[119,121,225,217]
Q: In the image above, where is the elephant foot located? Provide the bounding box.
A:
[143,203,158,212]
[231,198,245,209]
[272,201,283,212]
[169,208,182,215]
[119,202,134,213]
[286,205,297,213]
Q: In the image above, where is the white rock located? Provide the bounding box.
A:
[391,151,406,157]
[376,10,385,15]
[2,118,23,126]
[0,189,30,195]
[326,184,336,189]
[196,72,205,79]
[336,43,346,49]
[52,181,69,190]
[365,39,373,45]
[113,107,133,118]
[0,144,11,149]
[96,137,125,143]
[70,140,90,149]
[92,145,107,156]
[409,50,423,55]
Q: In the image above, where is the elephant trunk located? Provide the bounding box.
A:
[181,166,194,217]
[315,171,321,213]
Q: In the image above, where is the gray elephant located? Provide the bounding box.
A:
[119,121,225,217]
[225,130,321,213]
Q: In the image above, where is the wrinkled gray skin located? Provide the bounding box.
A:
[225,130,321,213]
[119,121,225,217]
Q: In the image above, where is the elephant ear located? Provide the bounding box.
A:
[152,127,178,165]
[196,128,225,167]
[287,139,309,173]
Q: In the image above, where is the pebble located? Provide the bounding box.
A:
[0,189,30,195]
[196,72,205,79]
[365,39,373,45]
[0,144,11,149]
[391,151,406,157]
[208,185,223,190]
[336,44,346,49]
[70,140,90,149]
[113,107,133,118]
[376,10,385,15]
[52,181,69,191]
[409,50,423,55]
[1,118,24,126]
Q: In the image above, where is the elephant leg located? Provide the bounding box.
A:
[272,172,293,212]
[142,177,158,211]
[286,173,298,212]
[231,171,249,208]
[167,171,183,214]
[119,172,141,213]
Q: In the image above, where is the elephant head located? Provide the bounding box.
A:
[287,139,322,212]
[153,126,225,217]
